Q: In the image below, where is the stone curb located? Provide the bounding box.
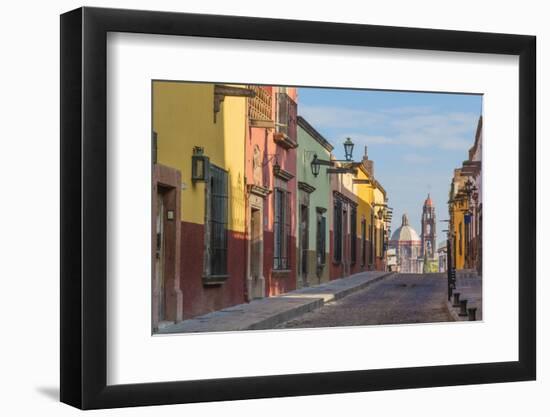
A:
[159,271,395,333]
[246,298,324,330]
[248,272,395,330]
[331,272,394,302]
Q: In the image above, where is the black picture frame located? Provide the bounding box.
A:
[60,6,536,410]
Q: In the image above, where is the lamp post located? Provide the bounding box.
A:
[441,219,455,300]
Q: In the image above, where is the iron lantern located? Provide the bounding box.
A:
[310,154,321,177]
[191,146,210,182]
[464,178,477,198]
[343,137,354,161]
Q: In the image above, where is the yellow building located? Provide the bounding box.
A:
[447,116,482,273]
[352,147,389,272]
[449,168,468,270]
[372,180,388,270]
[354,164,374,269]
[153,82,248,232]
[330,160,358,278]
[151,81,253,328]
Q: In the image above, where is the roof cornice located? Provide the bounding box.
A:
[297,116,334,152]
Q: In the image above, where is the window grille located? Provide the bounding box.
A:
[300,205,309,275]
[361,219,367,266]
[459,222,463,256]
[368,213,374,265]
[350,207,357,264]
[152,131,158,164]
[273,187,291,270]
[208,165,228,276]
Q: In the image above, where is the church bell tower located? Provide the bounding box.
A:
[421,194,436,259]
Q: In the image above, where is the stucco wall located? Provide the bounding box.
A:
[296,123,332,283]
[153,81,246,233]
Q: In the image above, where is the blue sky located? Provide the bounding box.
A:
[297,87,482,243]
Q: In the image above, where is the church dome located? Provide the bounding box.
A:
[391,213,421,242]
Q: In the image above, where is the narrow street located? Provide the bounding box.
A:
[277,273,452,328]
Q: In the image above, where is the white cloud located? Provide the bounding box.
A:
[340,133,395,145]
[299,105,385,129]
[380,105,434,115]
[401,153,434,164]
[299,104,479,152]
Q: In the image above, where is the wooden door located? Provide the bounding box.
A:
[300,204,309,286]
[155,193,165,321]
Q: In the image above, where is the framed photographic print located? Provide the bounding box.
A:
[60,6,536,409]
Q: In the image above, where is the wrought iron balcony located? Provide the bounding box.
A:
[274,92,298,149]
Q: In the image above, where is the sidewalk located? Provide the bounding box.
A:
[446,269,482,321]
[158,270,393,334]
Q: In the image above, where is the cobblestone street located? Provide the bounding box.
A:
[277,273,453,328]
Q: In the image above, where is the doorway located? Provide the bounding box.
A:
[299,204,309,287]
[343,207,349,276]
[249,206,264,299]
[152,164,183,331]
[155,191,166,322]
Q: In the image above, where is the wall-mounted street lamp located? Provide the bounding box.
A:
[370,203,392,223]
[191,146,210,182]
[310,154,323,177]
[310,158,320,177]
[463,178,477,200]
[310,153,333,177]
[310,137,356,177]
[343,137,354,161]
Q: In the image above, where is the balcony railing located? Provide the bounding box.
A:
[274,92,298,149]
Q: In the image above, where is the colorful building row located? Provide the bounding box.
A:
[151,82,390,330]
[447,116,482,274]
